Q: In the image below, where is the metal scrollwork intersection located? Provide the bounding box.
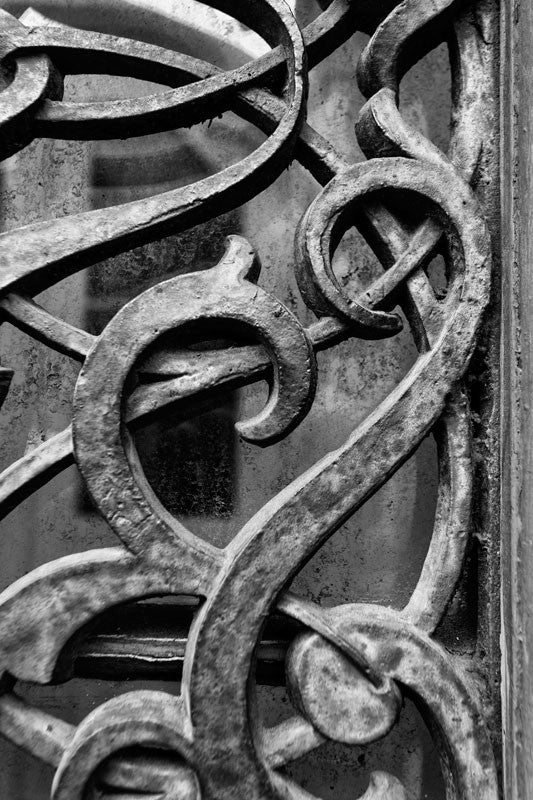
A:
[0,1,498,798]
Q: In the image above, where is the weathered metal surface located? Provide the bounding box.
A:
[0,0,499,798]
[501,0,533,795]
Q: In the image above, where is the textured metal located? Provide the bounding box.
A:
[0,1,498,798]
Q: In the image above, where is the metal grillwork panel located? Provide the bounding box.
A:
[0,1,499,797]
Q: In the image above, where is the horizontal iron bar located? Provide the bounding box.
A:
[71,600,302,685]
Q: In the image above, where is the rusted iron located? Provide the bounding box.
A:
[0,0,499,798]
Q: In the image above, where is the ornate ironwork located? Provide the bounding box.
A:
[0,1,499,797]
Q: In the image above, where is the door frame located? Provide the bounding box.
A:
[501,0,533,796]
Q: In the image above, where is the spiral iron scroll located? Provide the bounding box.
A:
[0,1,497,798]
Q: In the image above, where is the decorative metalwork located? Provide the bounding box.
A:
[0,1,499,797]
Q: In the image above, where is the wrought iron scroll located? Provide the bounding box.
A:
[0,1,499,798]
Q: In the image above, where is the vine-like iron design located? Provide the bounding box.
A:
[0,1,498,798]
